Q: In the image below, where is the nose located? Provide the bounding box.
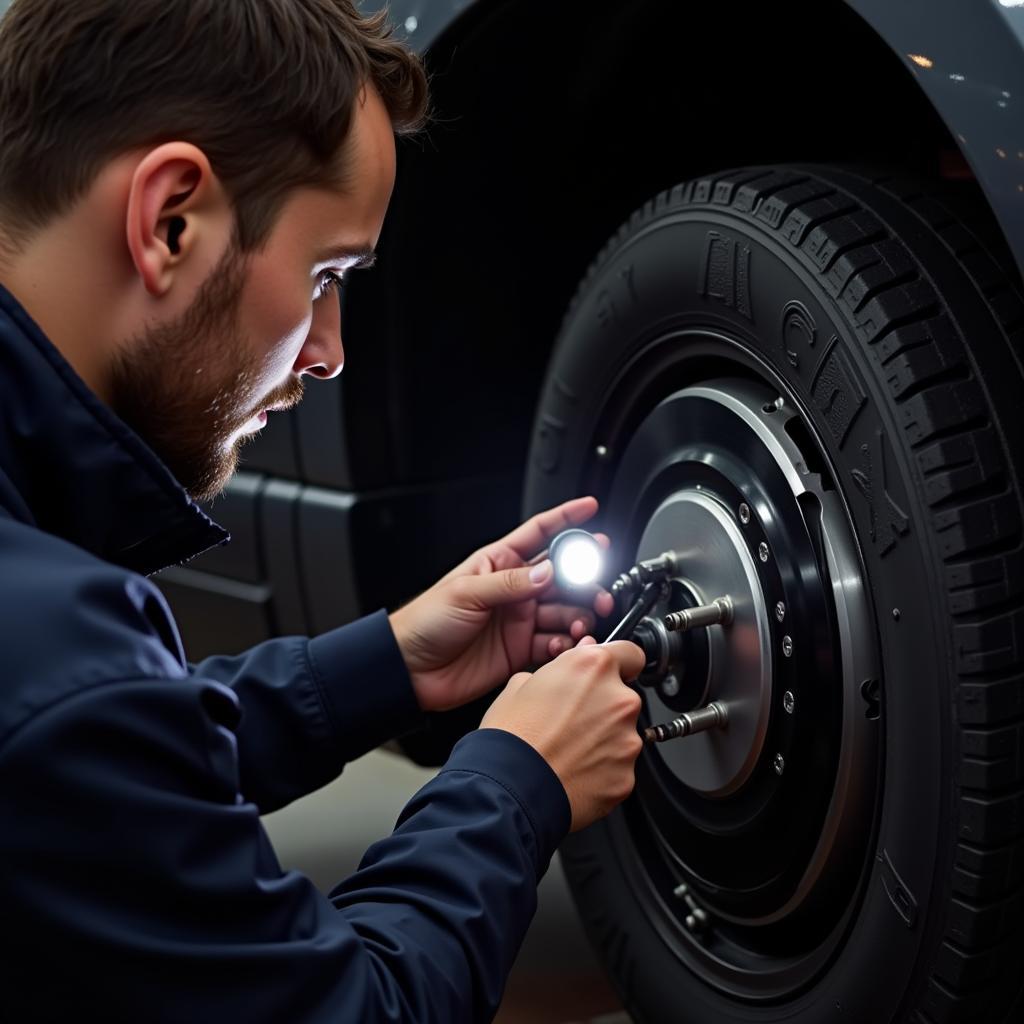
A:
[294,292,344,379]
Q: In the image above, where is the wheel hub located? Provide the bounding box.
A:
[637,490,771,796]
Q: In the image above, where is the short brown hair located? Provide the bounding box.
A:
[0,0,427,249]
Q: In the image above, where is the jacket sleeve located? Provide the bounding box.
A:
[191,609,424,812]
[0,674,571,1024]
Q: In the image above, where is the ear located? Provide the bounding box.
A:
[125,142,231,297]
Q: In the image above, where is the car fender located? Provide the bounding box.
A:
[367,0,1024,276]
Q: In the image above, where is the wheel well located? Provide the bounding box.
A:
[342,0,963,492]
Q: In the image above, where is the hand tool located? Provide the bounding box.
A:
[538,530,733,744]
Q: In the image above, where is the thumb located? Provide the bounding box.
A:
[457,559,552,609]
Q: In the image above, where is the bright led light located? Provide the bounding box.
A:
[557,539,602,586]
[549,529,603,588]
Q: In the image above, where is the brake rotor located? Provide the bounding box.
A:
[637,490,771,797]
[602,373,878,943]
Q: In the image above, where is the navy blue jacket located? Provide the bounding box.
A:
[0,284,571,1022]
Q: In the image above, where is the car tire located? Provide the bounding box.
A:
[524,166,1024,1023]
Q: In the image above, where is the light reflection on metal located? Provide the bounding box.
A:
[998,0,1024,7]
[908,54,933,68]
[997,148,1008,158]
[949,73,966,82]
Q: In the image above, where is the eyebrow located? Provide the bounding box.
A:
[317,246,378,269]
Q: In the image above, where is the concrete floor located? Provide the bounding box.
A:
[263,749,628,1023]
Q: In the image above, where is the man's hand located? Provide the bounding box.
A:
[389,496,615,713]
[481,640,647,831]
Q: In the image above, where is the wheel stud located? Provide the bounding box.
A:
[782,635,793,657]
[773,753,785,775]
[644,702,729,743]
[783,690,795,714]
[758,542,770,562]
[664,596,733,632]
[738,502,751,525]
[775,601,786,622]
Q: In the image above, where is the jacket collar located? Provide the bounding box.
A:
[0,283,229,576]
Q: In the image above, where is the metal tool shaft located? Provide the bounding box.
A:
[644,701,729,743]
[663,596,733,633]
[604,581,662,644]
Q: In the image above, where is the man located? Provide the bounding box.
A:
[0,1,646,1021]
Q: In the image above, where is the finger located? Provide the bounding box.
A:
[538,579,614,618]
[576,635,598,647]
[455,559,555,609]
[532,633,573,663]
[604,640,648,681]
[589,535,615,615]
[594,589,615,618]
[536,604,595,636]
[499,497,601,562]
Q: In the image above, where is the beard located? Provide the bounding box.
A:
[109,242,304,503]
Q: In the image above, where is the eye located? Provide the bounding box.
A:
[317,270,344,299]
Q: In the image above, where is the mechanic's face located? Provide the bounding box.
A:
[110,86,396,501]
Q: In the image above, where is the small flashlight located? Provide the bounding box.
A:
[547,529,604,589]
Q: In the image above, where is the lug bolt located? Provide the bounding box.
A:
[661,674,680,698]
[782,635,793,657]
[758,542,769,563]
[783,690,795,714]
[775,601,786,622]
[773,753,785,775]
[664,596,733,633]
[738,503,751,525]
[644,702,729,744]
